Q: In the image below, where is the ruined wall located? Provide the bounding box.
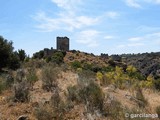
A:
[43,48,56,57]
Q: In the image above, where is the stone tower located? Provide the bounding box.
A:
[56,37,69,51]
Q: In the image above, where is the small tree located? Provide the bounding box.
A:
[9,52,20,70]
[0,36,20,70]
[17,49,26,62]
[0,36,13,70]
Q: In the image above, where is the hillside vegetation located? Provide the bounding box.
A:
[0,37,160,120]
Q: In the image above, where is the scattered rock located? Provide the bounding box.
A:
[17,115,28,120]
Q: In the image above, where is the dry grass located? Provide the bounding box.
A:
[0,65,160,119]
[64,51,108,67]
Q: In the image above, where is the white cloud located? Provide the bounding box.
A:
[125,0,141,8]
[33,0,120,48]
[76,30,100,47]
[128,43,144,47]
[33,0,121,33]
[105,12,119,19]
[33,0,101,32]
[154,0,160,4]
[121,32,160,48]
[76,16,99,27]
[124,0,160,8]
[137,26,160,33]
[33,11,99,32]
[51,0,69,9]
[128,37,143,42]
[51,0,82,12]
[117,43,144,48]
[117,31,160,49]
[148,32,160,37]
[117,44,126,48]
[144,0,160,4]
[146,32,160,44]
[104,35,114,40]
[132,32,160,41]
[32,12,59,32]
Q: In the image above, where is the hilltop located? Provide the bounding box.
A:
[34,49,160,79]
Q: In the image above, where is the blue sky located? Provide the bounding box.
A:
[0,0,160,56]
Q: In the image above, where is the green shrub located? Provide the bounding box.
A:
[50,90,61,108]
[108,59,116,67]
[33,50,44,59]
[15,69,26,83]
[79,82,104,113]
[102,74,112,86]
[0,74,14,93]
[35,89,65,120]
[41,66,59,91]
[91,65,102,72]
[82,62,92,70]
[51,51,64,64]
[77,70,95,86]
[46,56,51,63]
[67,85,79,102]
[50,90,66,119]
[13,69,30,102]
[13,80,30,102]
[24,59,45,68]
[102,66,114,72]
[26,68,38,87]
[71,60,81,69]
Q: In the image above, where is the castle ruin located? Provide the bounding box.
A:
[37,36,70,58]
[57,37,69,51]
